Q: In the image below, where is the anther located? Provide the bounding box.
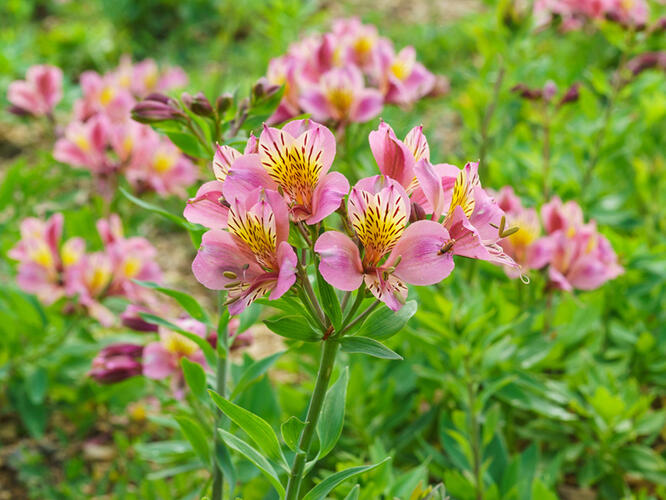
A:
[223,271,237,279]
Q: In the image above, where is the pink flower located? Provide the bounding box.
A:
[496,187,553,278]
[9,214,85,304]
[547,222,624,291]
[315,176,455,311]
[53,115,112,174]
[192,188,298,314]
[331,17,380,70]
[89,343,144,384]
[126,138,197,197]
[7,65,63,116]
[143,317,209,398]
[223,119,349,224]
[300,66,383,124]
[66,251,116,326]
[74,70,135,123]
[184,137,258,230]
[541,196,584,234]
[116,56,188,97]
[377,43,435,105]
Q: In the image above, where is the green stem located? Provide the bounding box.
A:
[285,339,340,500]
[464,357,483,500]
[212,318,229,500]
[478,62,505,181]
[336,300,380,338]
[542,106,552,199]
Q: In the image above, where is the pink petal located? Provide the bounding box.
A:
[307,171,350,224]
[368,123,415,189]
[548,266,573,292]
[414,159,445,219]
[184,181,228,229]
[192,230,260,290]
[364,271,408,311]
[270,241,298,299]
[223,154,277,201]
[390,220,454,285]
[351,89,383,123]
[314,231,364,291]
[299,89,332,122]
[143,342,176,379]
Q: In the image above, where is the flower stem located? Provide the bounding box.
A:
[336,300,380,337]
[285,339,340,500]
[464,357,483,500]
[542,106,552,199]
[478,62,505,181]
[212,312,229,500]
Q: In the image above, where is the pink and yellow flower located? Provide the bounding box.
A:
[7,65,63,117]
[377,43,435,106]
[143,317,209,398]
[300,66,383,124]
[192,188,298,314]
[223,119,349,224]
[53,115,112,175]
[316,176,455,311]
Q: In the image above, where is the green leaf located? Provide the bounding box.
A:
[316,270,342,330]
[134,280,211,327]
[281,416,306,452]
[139,313,217,367]
[356,301,417,340]
[209,391,288,469]
[26,366,48,404]
[339,337,403,360]
[165,131,209,159]
[343,485,360,500]
[264,315,321,341]
[218,430,285,498]
[216,308,230,356]
[119,187,201,232]
[317,367,349,458]
[174,416,211,466]
[301,458,391,500]
[181,358,208,402]
[230,351,284,400]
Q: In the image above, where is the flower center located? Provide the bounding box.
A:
[327,87,354,116]
[447,167,479,220]
[227,201,277,269]
[162,331,199,356]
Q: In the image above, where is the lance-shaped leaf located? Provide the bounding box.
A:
[339,336,403,360]
[218,430,285,499]
[209,391,288,469]
[355,300,417,340]
[301,458,391,500]
[174,416,211,466]
[316,269,342,330]
[317,367,349,458]
[281,416,306,453]
[181,358,208,402]
[343,485,360,500]
[230,351,284,400]
[264,315,321,341]
[133,280,211,327]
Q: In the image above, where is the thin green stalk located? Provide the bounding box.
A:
[542,106,552,199]
[212,310,229,500]
[342,284,366,326]
[464,357,483,500]
[285,339,340,500]
[336,300,380,338]
[478,62,505,180]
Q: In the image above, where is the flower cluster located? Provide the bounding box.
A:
[534,0,649,30]
[263,17,440,126]
[47,57,196,197]
[9,213,162,325]
[187,119,517,312]
[7,65,63,117]
[89,317,251,397]
[496,187,624,290]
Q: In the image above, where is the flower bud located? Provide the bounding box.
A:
[626,52,666,77]
[558,82,581,106]
[144,92,172,104]
[89,343,143,384]
[252,77,281,102]
[8,105,32,117]
[511,84,542,100]
[216,93,233,114]
[131,99,184,124]
[121,305,158,332]
[182,91,214,117]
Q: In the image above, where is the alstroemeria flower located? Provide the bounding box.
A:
[134,139,197,197]
[97,214,162,304]
[184,136,258,230]
[378,42,435,105]
[74,71,135,123]
[496,187,553,278]
[300,66,383,124]
[224,119,349,224]
[368,122,444,215]
[7,65,63,117]
[9,214,85,304]
[67,251,116,326]
[437,163,518,268]
[547,222,624,291]
[143,317,209,399]
[541,196,584,234]
[53,115,112,174]
[192,188,298,314]
[89,343,144,384]
[315,176,454,310]
[331,17,380,69]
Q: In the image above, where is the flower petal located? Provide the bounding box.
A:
[314,231,364,291]
[184,181,228,229]
[307,171,350,224]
